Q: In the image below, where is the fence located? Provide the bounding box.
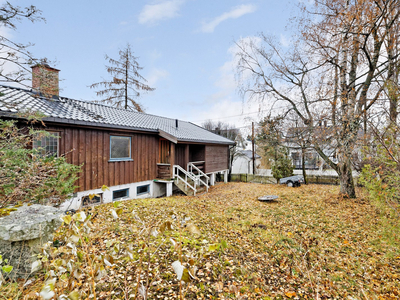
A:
[228,173,341,185]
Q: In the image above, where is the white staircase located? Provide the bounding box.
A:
[173,163,209,196]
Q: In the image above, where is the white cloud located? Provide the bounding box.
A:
[147,68,169,86]
[215,36,261,93]
[280,34,291,47]
[138,0,185,25]
[200,4,257,33]
[190,37,264,129]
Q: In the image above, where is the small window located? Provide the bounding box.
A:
[82,193,102,206]
[33,132,59,157]
[113,188,129,201]
[110,136,131,161]
[137,184,150,195]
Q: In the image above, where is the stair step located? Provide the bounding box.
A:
[174,180,208,196]
[173,167,209,196]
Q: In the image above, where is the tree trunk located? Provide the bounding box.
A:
[338,159,356,198]
[301,147,308,184]
[124,67,128,110]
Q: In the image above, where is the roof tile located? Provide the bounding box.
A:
[0,85,234,145]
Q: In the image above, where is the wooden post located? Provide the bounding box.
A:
[185,144,189,170]
[170,142,175,178]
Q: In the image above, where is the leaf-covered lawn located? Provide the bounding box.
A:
[11,183,400,299]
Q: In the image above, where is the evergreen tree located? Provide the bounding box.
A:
[91,44,154,112]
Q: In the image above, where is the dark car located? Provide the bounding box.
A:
[279,175,304,187]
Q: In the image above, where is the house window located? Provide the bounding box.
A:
[110,136,131,161]
[33,132,59,157]
[82,193,102,206]
[291,152,301,169]
[113,188,129,201]
[137,184,150,195]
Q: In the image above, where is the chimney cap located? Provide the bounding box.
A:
[31,63,60,72]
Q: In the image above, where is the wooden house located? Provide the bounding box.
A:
[0,65,234,210]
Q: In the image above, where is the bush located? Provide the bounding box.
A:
[0,119,80,211]
[359,125,400,204]
[271,151,294,182]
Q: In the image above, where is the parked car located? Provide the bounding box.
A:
[279,175,304,187]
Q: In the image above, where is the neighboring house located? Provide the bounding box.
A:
[285,125,338,171]
[231,150,261,174]
[231,136,261,175]
[0,65,235,210]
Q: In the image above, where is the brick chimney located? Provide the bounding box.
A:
[31,63,60,97]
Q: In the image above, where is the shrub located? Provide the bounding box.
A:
[271,151,294,182]
[359,125,400,205]
[0,119,80,211]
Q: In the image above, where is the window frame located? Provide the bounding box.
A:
[109,135,132,162]
[112,188,129,201]
[137,184,150,196]
[32,131,60,157]
[81,193,103,206]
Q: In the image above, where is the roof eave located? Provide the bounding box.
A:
[177,137,235,145]
[0,111,159,134]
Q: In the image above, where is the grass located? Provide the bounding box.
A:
[2,182,400,299]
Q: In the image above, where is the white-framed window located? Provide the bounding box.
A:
[110,136,131,161]
[33,132,59,157]
[137,184,150,196]
[82,193,102,206]
[113,188,129,201]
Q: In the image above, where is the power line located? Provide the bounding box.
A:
[193,106,284,123]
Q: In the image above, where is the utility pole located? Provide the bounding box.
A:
[252,122,255,175]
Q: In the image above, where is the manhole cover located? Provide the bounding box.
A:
[258,195,278,201]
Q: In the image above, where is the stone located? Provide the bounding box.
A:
[0,204,64,279]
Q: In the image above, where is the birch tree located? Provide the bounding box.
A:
[91,44,154,112]
[237,0,400,198]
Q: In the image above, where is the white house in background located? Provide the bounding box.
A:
[232,149,261,174]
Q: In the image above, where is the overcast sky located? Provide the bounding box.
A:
[11,0,296,132]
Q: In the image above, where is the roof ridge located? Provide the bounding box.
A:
[0,84,235,145]
[0,84,33,93]
[0,84,193,125]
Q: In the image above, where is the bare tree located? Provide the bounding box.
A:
[90,44,154,112]
[237,0,400,198]
[0,2,43,84]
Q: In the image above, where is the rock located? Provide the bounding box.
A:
[0,204,64,279]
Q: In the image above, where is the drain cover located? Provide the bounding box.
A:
[258,195,278,201]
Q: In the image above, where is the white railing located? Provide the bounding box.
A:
[187,162,209,192]
[173,165,197,195]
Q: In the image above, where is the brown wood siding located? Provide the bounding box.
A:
[205,145,229,173]
[157,164,171,179]
[189,145,205,162]
[45,125,159,192]
[175,144,187,169]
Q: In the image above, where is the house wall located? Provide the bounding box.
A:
[231,156,261,174]
[189,144,205,162]
[175,144,188,168]
[46,125,159,192]
[205,145,229,173]
[61,179,165,211]
[232,156,251,174]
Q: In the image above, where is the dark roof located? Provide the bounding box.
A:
[239,150,261,159]
[0,85,234,145]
